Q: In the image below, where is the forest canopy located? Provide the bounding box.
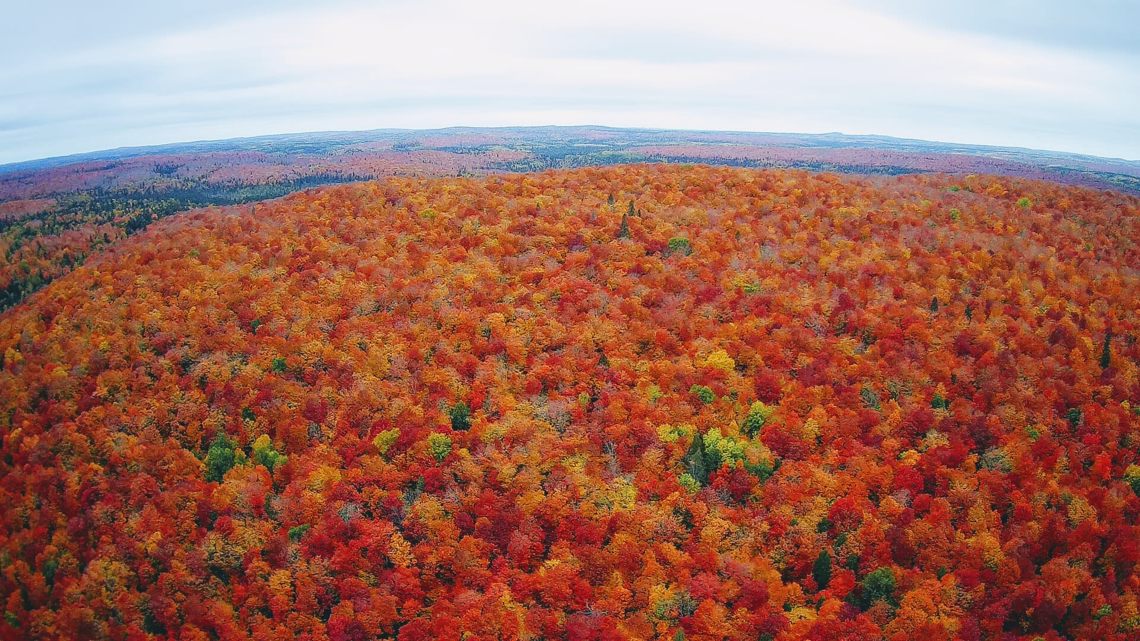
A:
[0,165,1138,640]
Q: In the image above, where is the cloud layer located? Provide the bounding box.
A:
[2,0,1138,164]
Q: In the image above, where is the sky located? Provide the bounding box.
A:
[2,0,1138,165]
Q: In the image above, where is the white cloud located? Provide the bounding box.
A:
[1,0,1137,163]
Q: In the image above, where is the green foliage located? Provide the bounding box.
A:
[1124,465,1140,495]
[929,296,939,312]
[744,458,778,483]
[678,472,701,493]
[646,384,663,404]
[42,557,59,584]
[449,401,471,431]
[618,212,630,239]
[1017,196,1032,209]
[251,434,286,472]
[739,281,761,294]
[271,357,288,374]
[742,401,776,437]
[813,550,832,589]
[682,433,713,486]
[690,384,715,405]
[667,236,692,256]
[860,386,881,411]
[681,427,751,489]
[288,524,311,541]
[652,591,698,623]
[978,447,1012,473]
[204,434,237,483]
[931,393,949,410]
[859,567,897,609]
[656,423,691,443]
[703,428,745,467]
[427,433,453,461]
[1066,407,1083,428]
[372,428,400,456]
[628,200,636,217]
[1100,331,1112,369]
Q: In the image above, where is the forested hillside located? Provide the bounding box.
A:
[3,127,1137,314]
[1,165,1138,640]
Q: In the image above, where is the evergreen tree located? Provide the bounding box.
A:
[813,550,832,589]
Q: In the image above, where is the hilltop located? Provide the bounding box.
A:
[2,126,1138,315]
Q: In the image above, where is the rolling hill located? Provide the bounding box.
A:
[1,127,1138,315]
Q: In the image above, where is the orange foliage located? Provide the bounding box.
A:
[0,165,1138,640]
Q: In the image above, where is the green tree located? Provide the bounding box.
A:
[683,433,713,486]
[1100,330,1112,369]
[251,434,286,472]
[860,386,881,411]
[427,433,453,461]
[741,401,775,437]
[859,567,897,609]
[813,550,832,589]
[205,433,237,482]
[449,401,471,431]
[667,237,692,256]
[690,384,715,405]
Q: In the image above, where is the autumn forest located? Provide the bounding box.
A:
[0,163,1138,641]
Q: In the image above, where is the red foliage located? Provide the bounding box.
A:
[0,165,1137,640]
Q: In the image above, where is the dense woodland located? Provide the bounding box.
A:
[0,165,1138,640]
[3,128,1137,315]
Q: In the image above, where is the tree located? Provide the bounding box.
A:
[449,401,471,431]
[813,550,832,590]
[618,212,630,239]
[427,433,452,461]
[205,433,237,482]
[683,432,713,486]
[859,567,897,609]
[667,237,692,256]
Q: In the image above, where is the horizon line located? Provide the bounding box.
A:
[3,124,1138,173]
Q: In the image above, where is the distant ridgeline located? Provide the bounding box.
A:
[1,126,1137,313]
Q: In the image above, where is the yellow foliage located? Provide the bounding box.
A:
[388,532,416,568]
[372,428,399,456]
[704,349,735,372]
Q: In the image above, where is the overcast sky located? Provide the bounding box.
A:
[2,0,1138,165]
